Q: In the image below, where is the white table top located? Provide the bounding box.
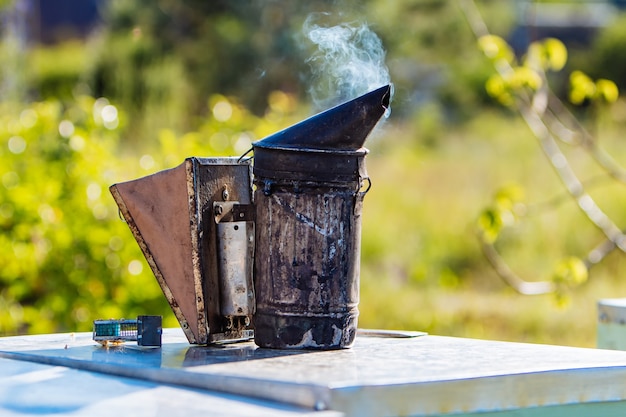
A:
[2,328,626,416]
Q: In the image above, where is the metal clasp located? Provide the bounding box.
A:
[212,201,256,335]
[214,202,255,223]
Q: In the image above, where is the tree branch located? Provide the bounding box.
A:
[459,0,626,293]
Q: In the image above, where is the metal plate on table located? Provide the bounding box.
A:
[2,329,626,416]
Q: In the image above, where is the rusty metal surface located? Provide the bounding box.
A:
[216,221,255,317]
[110,157,254,345]
[190,157,254,343]
[110,86,390,350]
[249,86,389,350]
[4,329,626,416]
[253,181,364,349]
[252,146,369,182]
[110,162,202,344]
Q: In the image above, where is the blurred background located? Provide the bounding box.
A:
[2,0,626,347]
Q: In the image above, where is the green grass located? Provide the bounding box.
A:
[358,109,626,348]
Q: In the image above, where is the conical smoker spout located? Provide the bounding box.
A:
[253,84,391,151]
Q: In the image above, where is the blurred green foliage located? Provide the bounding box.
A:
[27,41,88,100]
[0,90,299,335]
[0,96,134,334]
[89,1,313,133]
[586,14,626,92]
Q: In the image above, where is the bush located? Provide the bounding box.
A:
[0,91,299,335]
[0,96,138,334]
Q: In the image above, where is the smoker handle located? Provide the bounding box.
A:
[359,177,372,196]
[353,177,371,215]
[237,147,254,163]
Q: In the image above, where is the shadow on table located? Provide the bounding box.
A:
[4,339,312,371]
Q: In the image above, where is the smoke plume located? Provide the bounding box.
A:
[303,13,392,113]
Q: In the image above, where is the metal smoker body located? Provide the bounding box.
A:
[252,154,366,349]
[251,85,391,348]
[110,85,390,349]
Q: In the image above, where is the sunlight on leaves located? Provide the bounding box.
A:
[477,207,503,244]
[478,35,515,64]
[569,71,619,105]
[596,79,619,103]
[526,38,567,72]
[511,66,543,91]
[477,184,526,244]
[485,74,514,106]
[552,256,589,287]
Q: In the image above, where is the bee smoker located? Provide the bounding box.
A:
[110,85,390,349]
[252,85,390,348]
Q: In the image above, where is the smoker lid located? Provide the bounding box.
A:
[252,145,368,182]
[252,84,391,151]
